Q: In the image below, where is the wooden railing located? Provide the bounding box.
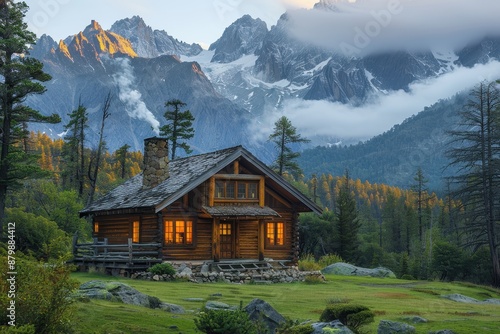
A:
[72,235,162,270]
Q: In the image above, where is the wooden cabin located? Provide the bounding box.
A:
[79,138,321,265]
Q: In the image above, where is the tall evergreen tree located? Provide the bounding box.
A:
[334,171,360,262]
[0,1,61,231]
[62,104,88,196]
[447,81,500,287]
[268,116,309,177]
[116,144,131,179]
[159,99,194,160]
[411,168,431,243]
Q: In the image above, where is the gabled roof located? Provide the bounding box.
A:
[80,145,322,216]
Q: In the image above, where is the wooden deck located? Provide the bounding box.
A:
[71,235,162,275]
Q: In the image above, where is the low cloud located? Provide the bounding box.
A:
[251,61,500,143]
[113,57,160,134]
[286,0,500,57]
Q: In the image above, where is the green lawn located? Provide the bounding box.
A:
[72,272,500,334]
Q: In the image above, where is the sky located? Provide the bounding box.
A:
[25,0,318,49]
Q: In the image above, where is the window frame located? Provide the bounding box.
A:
[215,180,260,201]
[164,219,195,247]
[265,221,285,248]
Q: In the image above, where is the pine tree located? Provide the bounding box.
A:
[446,81,500,287]
[268,116,309,177]
[334,171,360,262]
[0,1,61,231]
[62,104,88,196]
[115,144,131,179]
[159,99,195,160]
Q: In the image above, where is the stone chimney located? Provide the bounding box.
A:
[142,137,169,189]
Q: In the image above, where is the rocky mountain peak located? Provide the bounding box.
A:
[44,20,138,63]
[110,16,202,58]
[209,14,268,63]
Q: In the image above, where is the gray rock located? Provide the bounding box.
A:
[200,264,210,275]
[322,263,396,278]
[441,294,500,305]
[205,301,235,310]
[177,267,193,278]
[483,298,500,305]
[311,320,354,334]
[160,302,185,314]
[244,298,286,334]
[441,294,479,304]
[378,320,416,334]
[401,316,428,324]
[429,330,457,334]
[76,280,184,313]
[184,298,205,302]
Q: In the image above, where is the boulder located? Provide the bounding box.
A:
[311,320,354,334]
[76,280,184,313]
[244,298,286,334]
[429,330,457,334]
[322,263,396,278]
[441,294,479,304]
[205,301,235,311]
[377,320,415,334]
[400,316,428,324]
[160,302,185,314]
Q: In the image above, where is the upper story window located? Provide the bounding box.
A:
[215,180,259,200]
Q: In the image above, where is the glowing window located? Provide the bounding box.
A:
[164,220,193,245]
[132,221,140,243]
[267,222,284,246]
[94,222,99,233]
[220,223,232,235]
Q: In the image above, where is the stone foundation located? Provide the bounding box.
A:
[131,261,325,284]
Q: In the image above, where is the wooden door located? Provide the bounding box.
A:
[220,221,234,259]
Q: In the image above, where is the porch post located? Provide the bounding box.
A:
[258,219,265,261]
[212,218,220,262]
[292,210,300,264]
[157,211,163,260]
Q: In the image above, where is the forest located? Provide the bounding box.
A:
[3,128,494,287]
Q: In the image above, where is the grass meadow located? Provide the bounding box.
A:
[72,272,500,333]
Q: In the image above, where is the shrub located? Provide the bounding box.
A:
[0,258,78,333]
[400,274,416,280]
[320,304,374,333]
[318,253,343,268]
[5,208,70,260]
[298,253,321,271]
[304,275,325,284]
[0,325,35,334]
[194,308,256,334]
[147,262,175,276]
[276,318,313,334]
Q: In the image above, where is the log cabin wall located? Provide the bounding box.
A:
[93,213,160,244]
[237,220,259,259]
[160,195,213,260]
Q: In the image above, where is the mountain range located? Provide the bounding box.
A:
[26,0,500,189]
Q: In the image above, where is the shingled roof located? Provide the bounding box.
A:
[80,145,321,216]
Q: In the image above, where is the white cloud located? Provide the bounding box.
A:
[251,61,500,143]
[286,0,500,57]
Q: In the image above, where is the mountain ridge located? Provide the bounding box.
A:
[26,8,500,189]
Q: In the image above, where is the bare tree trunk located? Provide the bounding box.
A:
[87,93,112,206]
